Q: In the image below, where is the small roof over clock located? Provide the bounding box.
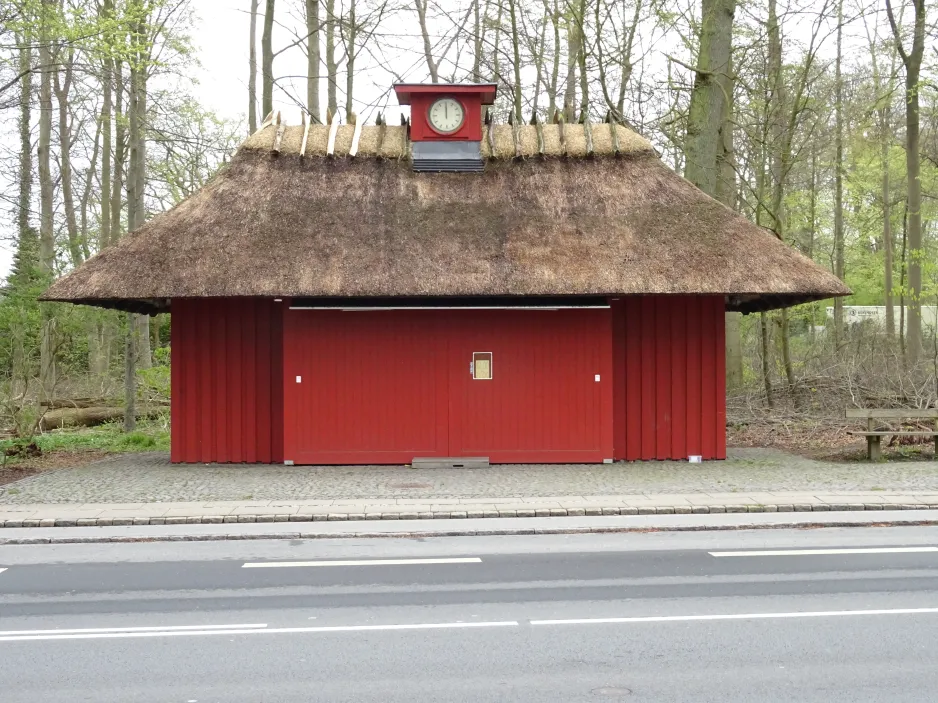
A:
[393,83,498,105]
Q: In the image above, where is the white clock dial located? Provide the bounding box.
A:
[427,97,465,134]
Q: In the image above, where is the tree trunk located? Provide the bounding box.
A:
[683,0,737,392]
[344,1,356,122]
[16,37,33,250]
[472,0,484,82]
[882,111,894,338]
[249,0,259,131]
[715,54,742,390]
[576,0,588,119]
[53,52,84,266]
[129,17,152,372]
[832,0,845,343]
[13,33,34,397]
[508,0,522,121]
[305,0,320,121]
[415,0,438,82]
[766,0,797,404]
[262,0,275,117]
[546,0,559,118]
[886,0,925,366]
[123,315,137,432]
[111,58,125,242]
[899,200,907,357]
[682,0,735,196]
[760,312,773,408]
[38,0,56,402]
[100,0,113,250]
[491,0,503,85]
[325,0,337,115]
[562,2,580,122]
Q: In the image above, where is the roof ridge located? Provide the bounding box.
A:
[238,120,655,160]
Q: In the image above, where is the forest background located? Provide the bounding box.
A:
[0,0,935,459]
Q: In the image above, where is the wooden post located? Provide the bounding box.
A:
[870,435,882,461]
[934,417,937,459]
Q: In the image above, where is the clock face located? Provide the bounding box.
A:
[427,97,465,134]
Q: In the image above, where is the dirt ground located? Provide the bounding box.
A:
[727,417,936,463]
[0,450,112,488]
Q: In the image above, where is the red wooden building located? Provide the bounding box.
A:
[43,83,848,465]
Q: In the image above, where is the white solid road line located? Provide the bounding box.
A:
[0,621,519,643]
[531,607,938,626]
[0,624,267,637]
[242,557,483,568]
[709,547,938,557]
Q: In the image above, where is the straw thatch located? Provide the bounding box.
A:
[42,122,849,314]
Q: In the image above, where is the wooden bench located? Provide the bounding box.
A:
[846,408,938,460]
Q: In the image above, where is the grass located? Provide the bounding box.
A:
[1,419,171,457]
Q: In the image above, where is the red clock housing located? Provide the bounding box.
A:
[393,83,497,142]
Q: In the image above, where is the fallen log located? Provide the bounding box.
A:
[39,406,165,431]
[40,398,170,410]
[40,398,120,410]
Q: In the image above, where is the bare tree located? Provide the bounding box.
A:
[415,0,439,83]
[885,0,926,366]
[306,0,320,121]
[38,0,57,401]
[262,0,275,116]
[249,0,259,131]
[832,0,845,342]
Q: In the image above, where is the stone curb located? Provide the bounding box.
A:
[3,502,938,529]
[2,518,938,545]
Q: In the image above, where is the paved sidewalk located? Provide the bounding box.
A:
[0,447,935,528]
[2,511,938,545]
[2,490,938,528]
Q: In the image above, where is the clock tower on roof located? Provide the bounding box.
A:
[393,83,498,173]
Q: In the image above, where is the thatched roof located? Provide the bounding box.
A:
[42,121,849,314]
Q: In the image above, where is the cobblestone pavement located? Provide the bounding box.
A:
[0,448,936,504]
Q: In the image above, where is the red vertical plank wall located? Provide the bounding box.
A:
[170,298,284,464]
[612,295,726,461]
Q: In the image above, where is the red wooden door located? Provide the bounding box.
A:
[283,310,449,464]
[447,310,613,463]
[283,308,613,464]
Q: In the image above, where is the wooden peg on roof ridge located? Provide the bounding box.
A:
[510,111,522,159]
[583,114,594,156]
[535,114,545,156]
[326,107,333,125]
[349,112,357,125]
[485,111,496,159]
[557,112,567,156]
[327,111,340,156]
[349,113,364,157]
[272,112,286,155]
[508,111,514,126]
[375,112,383,126]
[529,112,539,126]
[484,108,492,126]
[260,111,275,129]
[300,113,312,157]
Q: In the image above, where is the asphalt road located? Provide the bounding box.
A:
[1,526,938,702]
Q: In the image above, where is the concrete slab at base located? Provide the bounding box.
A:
[411,457,490,469]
